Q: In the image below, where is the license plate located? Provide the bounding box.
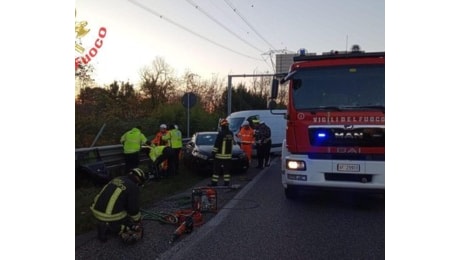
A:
[337,163,360,172]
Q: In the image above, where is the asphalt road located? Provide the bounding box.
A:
[76,156,385,259]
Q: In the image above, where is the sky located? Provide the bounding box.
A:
[75,0,384,86]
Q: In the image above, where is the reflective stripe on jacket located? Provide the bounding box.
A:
[212,129,233,160]
[90,176,141,222]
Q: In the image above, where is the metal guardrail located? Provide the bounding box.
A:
[75,139,191,178]
[75,144,143,170]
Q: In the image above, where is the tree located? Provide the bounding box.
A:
[182,72,226,113]
[75,63,96,93]
[139,57,178,109]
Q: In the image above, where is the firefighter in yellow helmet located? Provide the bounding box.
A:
[90,168,146,244]
[210,119,234,186]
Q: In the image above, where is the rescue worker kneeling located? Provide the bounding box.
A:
[90,168,146,244]
[147,144,176,180]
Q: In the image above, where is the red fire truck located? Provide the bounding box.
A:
[270,46,385,199]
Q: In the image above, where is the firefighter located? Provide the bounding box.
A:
[120,126,147,173]
[237,120,255,164]
[90,168,146,244]
[254,120,272,168]
[162,124,183,175]
[210,119,234,186]
[148,144,176,180]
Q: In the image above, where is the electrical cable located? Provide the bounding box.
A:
[128,0,263,61]
[223,0,276,50]
[140,208,179,224]
[185,0,264,53]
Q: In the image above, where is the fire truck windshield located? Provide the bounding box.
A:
[291,64,384,110]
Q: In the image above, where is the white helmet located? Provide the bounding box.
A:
[160,124,167,129]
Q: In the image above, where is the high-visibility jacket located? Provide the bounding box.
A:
[152,130,169,146]
[212,128,234,160]
[162,129,182,149]
[120,128,147,154]
[237,126,255,145]
[149,145,168,170]
[90,176,141,222]
[149,145,166,162]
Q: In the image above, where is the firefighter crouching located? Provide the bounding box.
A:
[147,143,176,180]
[90,168,146,244]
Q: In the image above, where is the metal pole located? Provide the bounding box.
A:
[90,123,106,148]
[227,75,232,116]
[187,93,190,138]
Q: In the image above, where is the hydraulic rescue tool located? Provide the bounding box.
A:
[192,187,217,212]
[169,215,194,243]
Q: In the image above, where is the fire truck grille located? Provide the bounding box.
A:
[309,127,384,147]
[324,173,373,183]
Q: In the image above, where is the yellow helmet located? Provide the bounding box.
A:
[129,168,146,186]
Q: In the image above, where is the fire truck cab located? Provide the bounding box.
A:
[270,46,385,199]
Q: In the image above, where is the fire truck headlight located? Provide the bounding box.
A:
[286,160,306,171]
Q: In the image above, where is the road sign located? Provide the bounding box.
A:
[182,92,197,108]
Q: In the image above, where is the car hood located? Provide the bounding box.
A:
[195,144,244,156]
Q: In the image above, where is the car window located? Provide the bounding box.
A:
[196,133,217,145]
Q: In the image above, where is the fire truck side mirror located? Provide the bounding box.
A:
[271,78,279,99]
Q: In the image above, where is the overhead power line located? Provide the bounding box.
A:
[128,0,262,61]
[262,48,296,73]
[223,0,276,50]
[185,0,264,53]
